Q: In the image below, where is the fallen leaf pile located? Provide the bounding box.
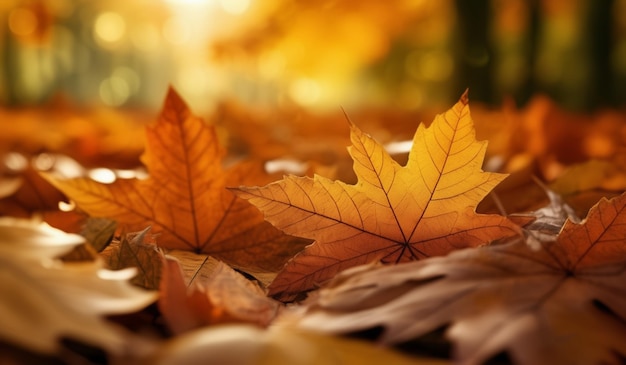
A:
[2,86,626,364]
[296,192,626,365]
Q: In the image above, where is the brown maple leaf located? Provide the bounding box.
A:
[100,227,162,289]
[158,255,280,334]
[42,88,308,273]
[297,192,626,365]
[233,91,521,300]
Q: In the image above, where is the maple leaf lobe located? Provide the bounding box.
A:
[552,193,626,271]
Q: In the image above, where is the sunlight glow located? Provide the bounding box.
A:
[94,12,126,44]
[8,8,37,37]
[162,17,191,45]
[4,152,28,172]
[384,140,413,155]
[265,159,308,175]
[58,201,76,212]
[116,169,137,179]
[99,76,131,106]
[131,23,161,52]
[32,153,55,171]
[165,0,212,4]
[88,168,117,184]
[289,78,321,106]
[219,0,251,15]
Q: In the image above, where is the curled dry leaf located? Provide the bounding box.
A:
[42,87,309,274]
[0,217,156,355]
[297,192,626,365]
[234,91,521,301]
[509,180,579,248]
[159,255,280,335]
[100,227,162,289]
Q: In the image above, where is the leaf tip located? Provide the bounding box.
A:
[162,85,190,118]
[460,88,470,106]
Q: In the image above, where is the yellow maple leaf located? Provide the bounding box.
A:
[233,91,521,300]
[42,88,308,273]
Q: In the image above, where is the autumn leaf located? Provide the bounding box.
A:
[42,88,309,273]
[234,91,521,300]
[297,191,626,365]
[166,248,276,288]
[158,256,280,334]
[147,323,441,365]
[0,217,156,355]
[508,179,579,247]
[100,227,162,289]
[550,159,626,196]
[80,217,117,252]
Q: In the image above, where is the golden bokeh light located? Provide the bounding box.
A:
[162,17,191,45]
[219,0,251,15]
[289,78,321,106]
[88,168,117,184]
[8,7,37,37]
[99,76,131,106]
[3,152,28,172]
[94,12,126,45]
[131,23,161,52]
[58,200,76,212]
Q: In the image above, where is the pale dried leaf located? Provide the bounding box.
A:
[0,217,156,355]
[80,217,117,252]
[147,324,443,365]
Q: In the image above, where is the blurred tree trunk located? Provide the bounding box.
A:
[586,0,614,108]
[518,0,540,106]
[454,0,493,103]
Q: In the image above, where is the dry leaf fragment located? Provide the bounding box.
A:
[167,248,277,289]
[100,227,162,289]
[0,217,156,355]
[297,192,626,365]
[234,91,521,300]
[159,255,280,334]
[81,217,117,252]
[509,179,579,247]
[42,87,309,273]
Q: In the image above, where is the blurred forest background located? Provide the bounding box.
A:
[1,0,625,114]
[3,0,626,242]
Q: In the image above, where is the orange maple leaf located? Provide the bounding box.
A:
[234,91,521,300]
[42,88,308,272]
[298,192,626,365]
